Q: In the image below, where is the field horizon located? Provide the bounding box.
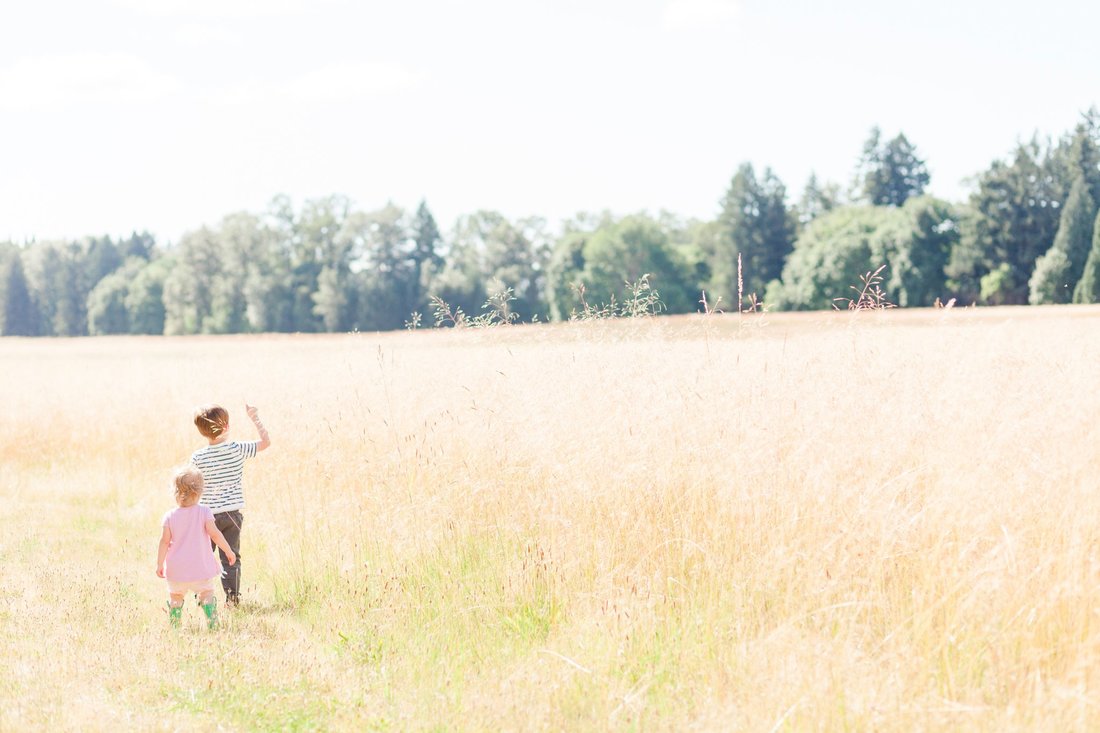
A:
[4,304,1100,731]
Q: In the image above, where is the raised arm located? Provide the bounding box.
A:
[245,403,271,452]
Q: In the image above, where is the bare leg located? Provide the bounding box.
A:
[167,593,184,628]
[198,588,219,630]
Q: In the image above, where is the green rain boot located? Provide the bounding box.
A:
[201,598,219,630]
[167,602,183,629]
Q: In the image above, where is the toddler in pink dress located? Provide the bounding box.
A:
[156,466,236,629]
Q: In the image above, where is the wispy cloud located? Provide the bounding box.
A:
[662,0,740,31]
[0,53,179,110]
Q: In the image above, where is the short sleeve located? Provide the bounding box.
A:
[239,441,259,459]
[202,506,215,523]
[161,510,172,528]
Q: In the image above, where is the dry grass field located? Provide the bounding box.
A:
[3,305,1100,731]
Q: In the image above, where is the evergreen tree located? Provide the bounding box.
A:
[713,163,795,305]
[1030,176,1096,304]
[949,138,1067,304]
[1073,209,1100,303]
[85,236,123,284]
[23,240,90,336]
[857,128,930,206]
[797,173,841,226]
[410,200,444,315]
[1056,107,1100,205]
[0,247,36,336]
[120,231,156,260]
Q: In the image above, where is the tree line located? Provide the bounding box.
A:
[2,110,1099,336]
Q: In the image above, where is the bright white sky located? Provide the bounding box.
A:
[2,0,1098,244]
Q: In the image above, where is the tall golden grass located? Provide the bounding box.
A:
[3,306,1100,731]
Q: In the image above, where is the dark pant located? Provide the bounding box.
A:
[211,510,243,603]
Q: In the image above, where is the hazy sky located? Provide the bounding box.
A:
[2,0,1098,243]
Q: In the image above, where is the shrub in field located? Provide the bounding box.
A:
[426,275,666,328]
[768,197,957,310]
[568,275,665,321]
[426,287,520,328]
[832,265,896,311]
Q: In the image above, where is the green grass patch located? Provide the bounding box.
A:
[164,679,340,731]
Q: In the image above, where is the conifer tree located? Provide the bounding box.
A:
[1030,176,1096,304]
[1058,107,1100,204]
[0,250,36,336]
[857,128,930,206]
[410,200,444,315]
[949,138,1067,304]
[1073,209,1100,303]
[714,163,795,303]
[797,173,841,226]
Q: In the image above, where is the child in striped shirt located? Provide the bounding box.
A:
[191,402,271,607]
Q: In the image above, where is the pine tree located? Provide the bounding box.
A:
[797,173,841,226]
[858,129,930,207]
[1073,209,1100,303]
[120,231,156,260]
[410,200,444,315]
[1058,107,1100,204]
[1030,176,1096,304]
[23,240,90,336]
[951,138,1067,304]
[714,163,795,304]
[0,250,36,336]
[85,236,123,284]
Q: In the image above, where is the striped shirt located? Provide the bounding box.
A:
[192,440,258,513]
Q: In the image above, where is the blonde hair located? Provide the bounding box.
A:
[174,466,204,507]
[194,404,229,439]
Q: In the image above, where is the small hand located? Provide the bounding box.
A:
[156,566,165,578]
[226,550,237,566]
[245,403,260,422]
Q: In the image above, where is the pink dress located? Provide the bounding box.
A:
[162,505,221,582]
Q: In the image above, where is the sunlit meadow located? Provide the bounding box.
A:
[3,306,1100,731]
